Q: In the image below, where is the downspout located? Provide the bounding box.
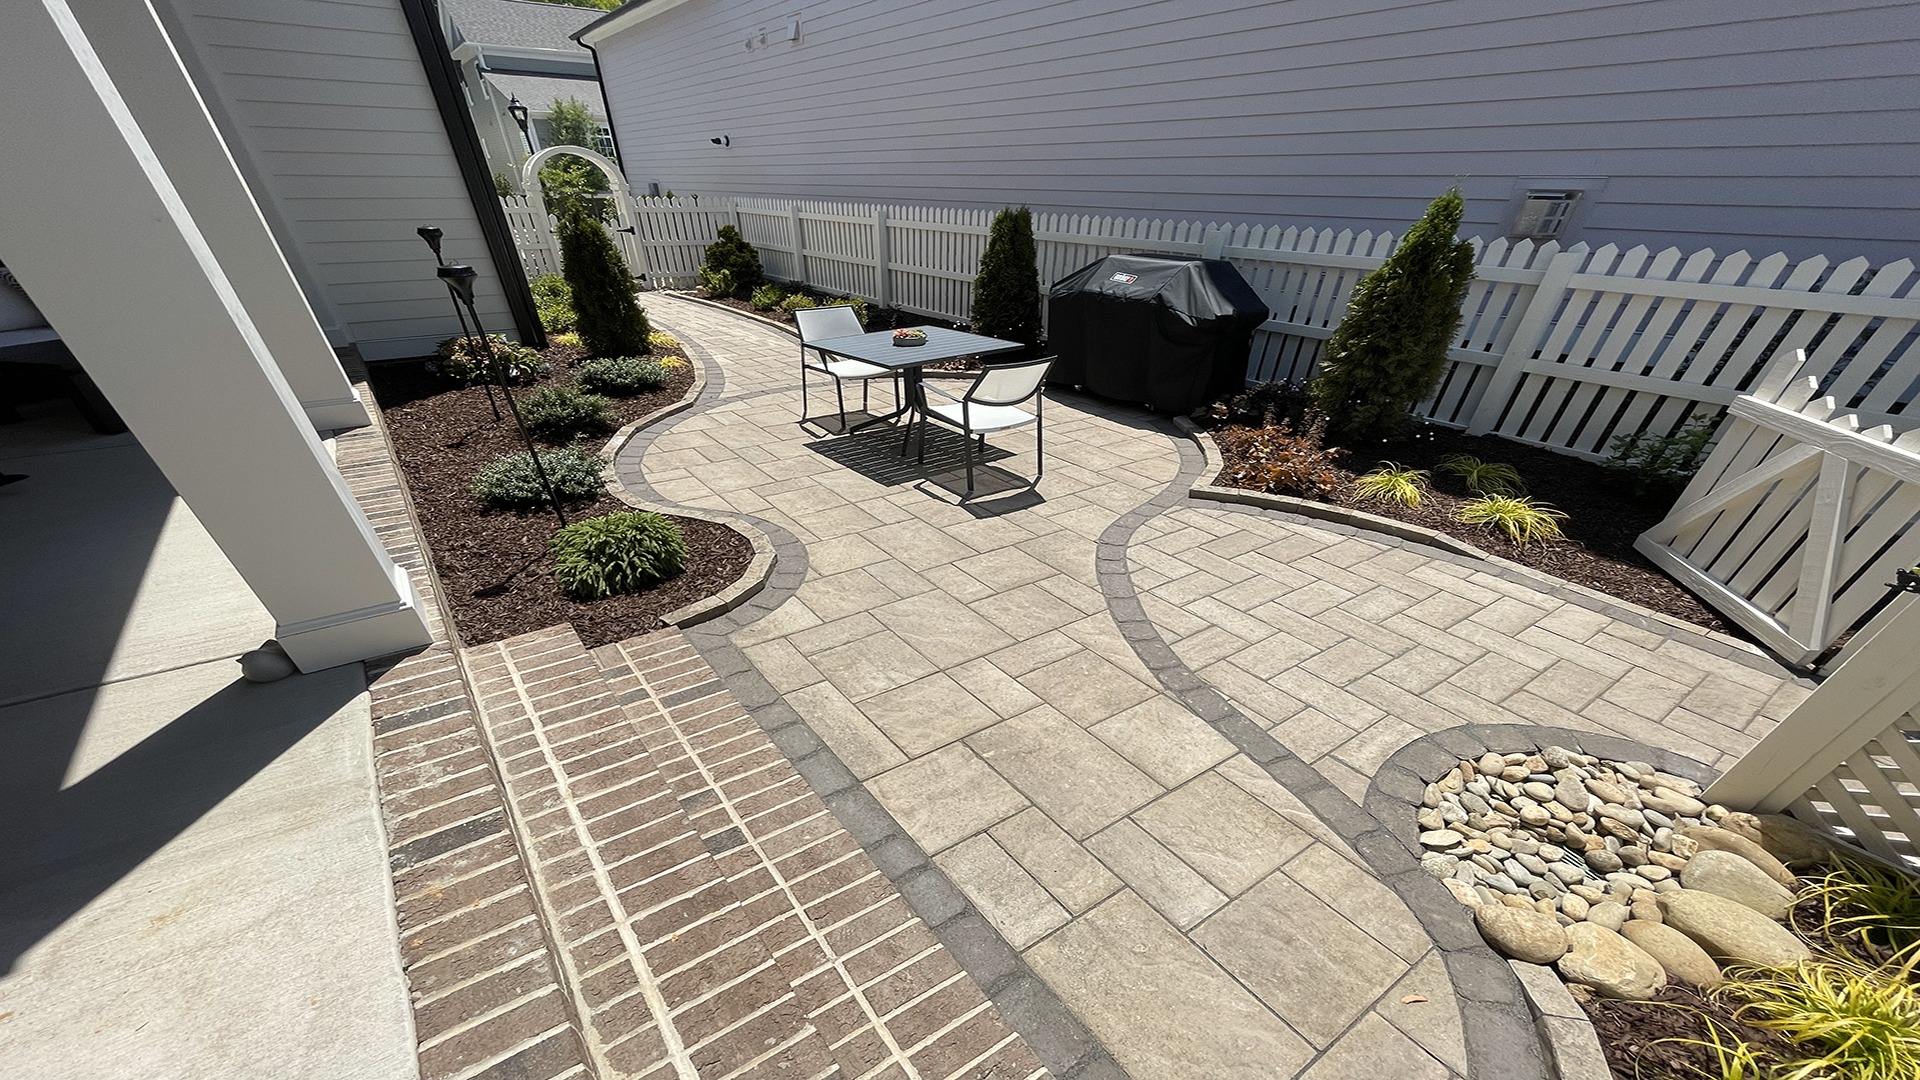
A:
[397,0,545,347]
[574,37,630,181]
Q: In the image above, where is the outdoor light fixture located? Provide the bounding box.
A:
[710,135,730,147]
[418,225,498,420]
[507,96,534,154]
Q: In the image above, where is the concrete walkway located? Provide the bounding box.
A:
[616,293,1810,1080]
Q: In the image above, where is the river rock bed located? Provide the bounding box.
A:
[1420,747,1827,999]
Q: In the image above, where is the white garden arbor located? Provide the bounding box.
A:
[515,145,651,283]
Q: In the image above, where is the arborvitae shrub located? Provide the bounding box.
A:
[1310,187,1477,445]
[971,206,1042,349]
[471,446,606,509]
[550,511,688,600]
[702,225,762,297]
[559,205,651,357]
[520,384,615,442]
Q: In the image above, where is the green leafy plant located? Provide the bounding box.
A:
[1801,855,1920,953]
[471,446,606,509]
[779,292,819,315]
[537,97,611,220]
[749,283,786,311]
[558,204,651,357]
[702,225,762,297]
[519,384,615,442]
[1310,187,1477,444]
[972,206,1042,350]
[492,171,518,198]
[1605,412,1721,500]
[1351,462,1430,508]
[833,296,870,323]
[1214,413,1346,498]
[576,356,669,396]
[698,265,736,298]
[647,331,681,351]
[1456,495,1568,546]
[1438,454,1525,495]
[531,272,576,334]
[1718,947,1920,1080]
[550,511,688,600]
[433,334,545,385]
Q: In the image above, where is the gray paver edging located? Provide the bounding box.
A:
[598,361,777,627]
[1171,417,1796,679]
[1099,418,1552,1080]
[610,308,1128,1080]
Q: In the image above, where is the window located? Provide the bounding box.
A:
[594,126,617,161]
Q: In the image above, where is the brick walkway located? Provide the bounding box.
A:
[613,293,1812,1080]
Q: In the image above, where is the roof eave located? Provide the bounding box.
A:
[574,0,696,46]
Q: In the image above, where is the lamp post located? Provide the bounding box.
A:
[435,262,568,527]
[507,96,534,156]
[417,225,500,420]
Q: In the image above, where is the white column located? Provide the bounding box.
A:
[67,0,371,432]
[0,0,430,672]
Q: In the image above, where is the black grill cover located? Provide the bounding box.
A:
[1047,254,1270,412]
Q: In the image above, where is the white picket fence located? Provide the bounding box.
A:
[1637,349,1920,664]
[503,192,1920,464]
[1707,593,1920,869]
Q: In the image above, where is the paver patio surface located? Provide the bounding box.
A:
[617,293,1810,1080]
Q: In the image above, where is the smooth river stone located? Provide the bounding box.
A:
[1521,781,1557,803]
[1542,745,1574,770]
[1658,890,1812,968]
[1421,853,1458,879]
[1560,893,1589,921]
[1557,923,1666,1000]
[1420,829,1465,849]
[1622,920,1723,988]
[1643,789,1707,817]
[1679,826,1798,888]
[1585,778,1634,806]
[1584,848,1623,874]
[1680,850,1796,919]
[1585,901,1629,932]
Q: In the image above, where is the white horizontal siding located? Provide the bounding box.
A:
[592,0,1920,263]
[167,0,513,359]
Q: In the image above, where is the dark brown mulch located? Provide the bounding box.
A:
[1582,983,1801,1080]
[1207,422,1738,637]
[366,345,754,649]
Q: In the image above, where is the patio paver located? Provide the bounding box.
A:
[616,292,1813,1080]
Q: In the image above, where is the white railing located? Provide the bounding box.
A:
[1708,594,1920,869]
[503,193,1920,464]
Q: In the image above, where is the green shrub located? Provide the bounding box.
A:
[702,225,762,297]
[1605,413,1720,500]
[835,296,870,323]
[550,511,688,600]
[972,206,1041,349]
[1438,454,1524,495]
[577,355,669,396]
[749,283,786,311]
[779,292,819,315]
[531,272,577,334]
[1351,463,1430,508]
[558,205,651,357]
[1310,188,1477,444]
[471,446,606,509]
[493,171,518,198]
[1456,495,1567,546]
[698,265,736,298]
[433,334,545,385]
[520,384,615,441]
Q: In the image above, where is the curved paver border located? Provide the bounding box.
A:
[611,310,1128,1080]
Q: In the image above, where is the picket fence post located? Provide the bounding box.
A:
[788,203,807,287]
[873,207,892,309]
[1464,247,1586,435]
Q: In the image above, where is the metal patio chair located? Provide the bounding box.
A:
[794,304,898,433]
[916,356,1054,496]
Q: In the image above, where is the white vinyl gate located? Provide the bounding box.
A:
[1636,349,1920,665]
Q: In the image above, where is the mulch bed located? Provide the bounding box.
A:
[1206,421,1737,637]
[366,341,753,649]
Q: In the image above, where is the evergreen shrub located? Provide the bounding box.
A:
[559,205,651,356]
[971,206,1042,349]
[550,511,688,600]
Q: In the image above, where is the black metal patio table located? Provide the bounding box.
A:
[804,326,1024,444]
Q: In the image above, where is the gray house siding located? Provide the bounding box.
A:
[162,0,516,359]
[588,0,1920,264]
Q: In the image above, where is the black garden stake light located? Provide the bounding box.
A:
[418,225,501,420]
[435,262,569,527]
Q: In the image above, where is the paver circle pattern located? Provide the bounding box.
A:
[611,293,1809,1080]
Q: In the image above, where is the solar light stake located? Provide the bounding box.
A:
[436,264,568,527]
[418,225,501,420]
